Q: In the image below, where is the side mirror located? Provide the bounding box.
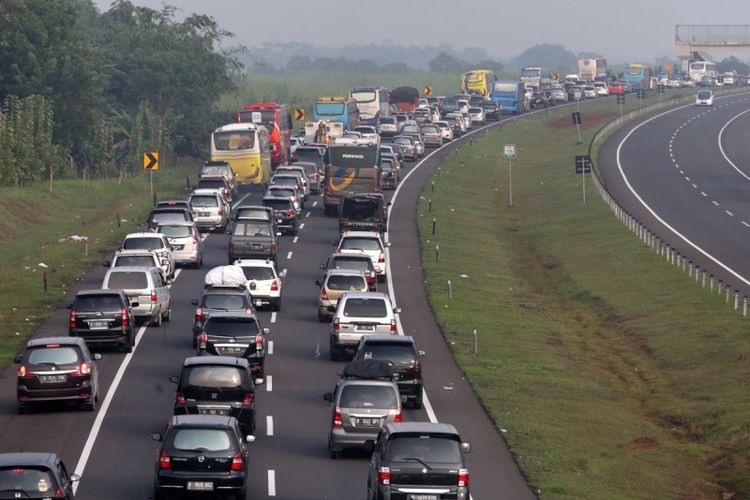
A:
[150,433,163,442]
[102,260,111,267]
[461,441,471,453]
[394,307,402,314]
[93,353,103,361]
[246,435,256,443]
[323,392,334,402]
[69,474,81,483]
[191,299,198,306]
[169,375,179,384]
[262,327,270,335]
[418,350,426,357]
[66,304,73,309]
[363,440,375,454]
[13,355,22,364]
[315,280,321,286]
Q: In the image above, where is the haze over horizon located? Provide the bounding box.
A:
[93,0,749,64]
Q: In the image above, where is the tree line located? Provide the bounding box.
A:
[0,0,240,184]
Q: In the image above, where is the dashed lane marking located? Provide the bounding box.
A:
[266,416,274,437]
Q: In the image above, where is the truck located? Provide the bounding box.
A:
[490,80,527,114]
[304,121,343,144]
[577,58,607,82]
[388,87,420,114]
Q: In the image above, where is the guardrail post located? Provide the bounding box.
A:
[734,291,739,310]
[116,212,121,228]
[43,272,48,293]
[432,218,436,235]
[428,199,432,212]
[744,297,748,317]
[473,328,478,354]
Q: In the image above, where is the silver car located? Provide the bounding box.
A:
[420,124,443,148]
[157,222,203,268]
[189,189,230,231]
[329,292,400,360]
[101,266,171,325]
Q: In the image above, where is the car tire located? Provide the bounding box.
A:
[121,332,133,353]
[153,485,166,500]
[84,393,97,412]
[153,311,162,327]
[162,307,171,322]
[412,397,423,410]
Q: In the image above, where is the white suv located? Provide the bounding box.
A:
[329,292,400,360]
[337,231,389,282]
[121,232,175,280]
[233,259,283,311]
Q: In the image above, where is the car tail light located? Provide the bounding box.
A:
[245,306,253,314]
[150,290,157,303]
[159,451,171,470]
[121,307,129,327]
[194,306,205,323]
[218,209,225,216]
[458,468,470,487]
[285,209,295,217]
[414,359,422,378]
[332,318,340,333]
[231,453,244,471]
[175,391,186,405]
[390,319,397,334]
[69,310,77,329]
[378,251,385,263]
[378,466,391,485]
[192,233,199,243]
[333,406,343,428]
[72,362,91,376]
[255,334,264,350]
[320,287,328,300]
[53,487,64,498]
[271,243,277,253]
[17,365,33,378]
[369,270,376,281]
[394,410,403,422]
[242,392,254,407]
[271,280,279,291]
[199,332,208,350]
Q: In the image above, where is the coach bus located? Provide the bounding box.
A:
[210,123,272,185]
[312,97,360,130]
[624,64,654,92]
[688,61,718,85]
[460,69,497,98]
[237,103,292,167]
[323,144,381,215]
[349,86,390,126]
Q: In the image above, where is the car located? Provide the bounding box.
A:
[481,99,501,119]
[262,195,299,235]
[699,75,714,87]
[337,230,389,282]
[402,132,425,157]
[381,152,402,175]
[191,285,255,346]
[189,189,230,231]
[695,89,714,106]
[291,161,322,194]
[102,266,171,325]
[103,248,167,277]
[442,116,463,137]
[146,207,194,230]
[15,336,102,413]
[381,159,398,190]
[323,359,402,458]
[274,166,311,199]
[316,269,369,322]
[354,335,424,408]
[195,176,232,203]
[420,124,443,148]
[68,289,136,352]
[156,199,193,215]
[269,174,305,202]
[667,74,683,88]
[196,311,270,381]
[290,136,301,153]
[391,135,417,161]
[338,193,388,234]
[200,161,237,196]
[593,82,609,96]
[265,184,303,213]
[468,106,485,124]
[233,205,275,225]
[365,422,471,500]
[433,120,454,141]
[151,415,253,500]
[683,78,696,88]
[0,452,80,499]
[607,81,624,95]
[439,97,460,115]
[428,105,441,122]
[228,219,278,263]
[156,221,203,268]
[120,232,175,280]
[567,86,584,101]
[376,117,400,136]
[446,113,467,134]
[352,126,380,146]
[329,291,400,360]
[170,356,257,436]
[321,253,378,292]
[392,113,409,130]
[386,143,405,162]
[233,258,283,311]
[412,108,432,125]
[582,85,598,98]
[291,145,325,174]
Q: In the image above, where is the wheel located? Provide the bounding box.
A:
[153,484,167,500]
[328,440,340,459]
[84,393,97,412]
[121,332,133,353]
[153,310,162,327]
[162,307,171,322]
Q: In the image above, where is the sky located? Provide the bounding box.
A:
[93,0,750,63]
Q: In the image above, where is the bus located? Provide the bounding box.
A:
[520,67,552,89]
[312,97,360,130]
[210,123,272,185]
[237,103,292,168]
[460,70,497,98]
[349,86,390,126]
[624,64,654,92]
[323,144,381,215]
[688,61,718,84]
[491,80,527,114]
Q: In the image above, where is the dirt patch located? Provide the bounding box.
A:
[630,436,658,451]
[548,112,619,130]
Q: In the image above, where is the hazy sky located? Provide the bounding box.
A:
[93,0,750,63]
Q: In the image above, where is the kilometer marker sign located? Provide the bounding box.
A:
[503,144,516,160]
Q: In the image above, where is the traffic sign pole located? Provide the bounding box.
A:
[508,158,513,207]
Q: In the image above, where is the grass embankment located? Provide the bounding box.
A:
[0,160,198,365]
[418,93,750,499]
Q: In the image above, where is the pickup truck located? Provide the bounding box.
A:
[228,220,278,264]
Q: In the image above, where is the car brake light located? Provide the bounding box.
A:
[414,359,422,378]
[72,362,91,376]
[69,310,77,329]
[150,290,157,303]
[54,487,64,498]
[17,365,32,378]
[378,466,391,485]
[271,280,279,291]
[242,392,254,407]
[332,318,340,333]
[458,468,470,487]
[195,306,205,322]
[199,332,208,350]
[321,287,328,300]
[333,406,343,428]
[192,233,198,243]
[245,306,253,314]
[175,391,186,405]
[218,209,224,216]
[271,243,277,253]
[121,307,129,327]
[390,319,397,334]
[394,410,403,422]
[285,209,295,217]
[378,251,385,263]
[159,451,171,469]
[231,453,244,471]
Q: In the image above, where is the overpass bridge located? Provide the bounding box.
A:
[676,25,750,57]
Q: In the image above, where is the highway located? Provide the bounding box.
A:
[0,117,536,499]
[599,93,750,297]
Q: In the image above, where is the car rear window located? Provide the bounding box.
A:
[263,199,292,210]
[339,384,398,409]
[343,297,387,318]
[268,187,296,198]
[151,212,187,224]
[106,271,148,290]
[241,266,275,281]
[0,467,57,494]
[327,274,366,291]
[385,435,462,463]
[271,176,297,186]
[379,117,395,124]
[360,343,415,364]
[341,237,381,251]
[202,294,248,310]
[114,256,155,267]
[183,365,246,389]
[197,180,225,190]
[74,294,123,311]
[171,428,233,452]
[233,222,271,237]
[28,345,81,366]
[331,257,372,273]
[158,225,192,238]
[341,200,379,219]
[191,195,219,208]
[123,237,163,251]
[204,317,260,335]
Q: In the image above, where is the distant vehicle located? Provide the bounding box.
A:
[350,86,390,126]
[695,89,714,106]
[196,311,270,381]
[102,266,171,325]
[323,144,381,215]
[191,284,255,345]
[316,269,369,322]
[376,116,400,136]
[338,193,388,234]
[491,81,527,114]
[608,81,624,95]
[121,232,175,279]
[189,189,230,232]
[520,66,552,88]
[337,230,390,282]
[320,252,378,292]
[157,222,203,268]
[236,103,292,167]
[667,74,683,88]
[312,96,360,130]
[460,69,497,98]
[210,123,272,185]
[68,289,137,352]
[624,63,653,92]
[689,60,718,84]
[468,106,485,124]
[577,58,607,81]
[388,87,420,114]
[233,258,283,311]
[228,219,278,262]
[200,161,237,194]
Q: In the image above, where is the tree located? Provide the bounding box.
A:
[512,44,577,71]
[429,52,469,73]
[717,56,750,75]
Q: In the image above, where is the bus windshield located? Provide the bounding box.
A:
[494,83,517,94]
[351,91,376,103]
[628,66,643,75]
[315,103,345,116]
[214,131,255,151]
[521,69,540,78]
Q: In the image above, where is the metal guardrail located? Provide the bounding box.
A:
[587,86,750,317]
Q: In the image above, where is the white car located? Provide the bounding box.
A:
[336,231,390,282]
[667,75,683,88]
[352,126,380,146]
[593,82,609,96]
[157,222,203,268]
[434,121,454,141]
[468,107,485,124]
[695,90,714,106]
[189,189,230,231]
[583,86,598,98]
[233,258,283,311]
[120,232,175,280]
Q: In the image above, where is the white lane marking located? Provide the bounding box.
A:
[299,223,305,230]
[616,96,750,289]
[281,268,287,278]
[701,192,707,197]
[286,251,293,260]
[684,176,690,181]
[72,324,148,494]
[268,469,276,496]
[270,312,277,323]
[268,340,274,354]
[231,191,252,210]
[743,221,750,227]
[312,201,318,207]
[292,236,299,244]
[726,210,734,216]
[712,201,720,206]
[305,211,311,218]
[266,416,274,436]
[717,107,750,181]
[266,375,273,392]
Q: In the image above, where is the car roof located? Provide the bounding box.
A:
[340,291,389,300]
[26,336,87,349]
[341,230,382,238]
[325,268,367,277]
[360,334,415,345]
[191,189,223,196]
[204,310,258,319]
[0,452,59,468]
[330,252,373,261]
[115,249,157,255]
[202,286,250,295]
[234,258,276,268]
[106,266,157,272]
[384,422,460,436]
[262,195,292,202]
[76,288,125,297]
[236,205,273,212]
[182,355,250,368]
[157,221,197,228]
[170,414,239,428]
[125,232,165,239]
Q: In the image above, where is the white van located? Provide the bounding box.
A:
[102,266,171,325]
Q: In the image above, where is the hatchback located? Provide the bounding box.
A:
[146,207,194,230]
[234,258,283,311]
[0,453,79,499]
[316,269,368,322]
[420,125,443,148]
[102,266,171,325]
[355,335,425,408]
[376,116,399,136]
[695,89,714,106]
[192,286,255,346]
[195,176,232,203]
[391,136,417,161]
[321,253,377,292]
[468,106,485,124]
[157,222,203,268]
[121,232,175,280]
[262,196,299,235]
[15,336,102,413]
[329,292,400,360]
[68,289,136,352]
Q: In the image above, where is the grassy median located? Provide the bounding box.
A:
[0,160,198,364]
[417,93,750,499]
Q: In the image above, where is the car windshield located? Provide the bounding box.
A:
[385,435,462,463]
[326,274,366,291]
[263,199,293,210]
[241,266,275,281]
[202,294,247,310]
[204,317,260,335]
[74,294,123,311]
[184,365,246,389]
[114,256,155,267]
[343,298,388,318]
[331,257,371,273]
[698,91,711,99]
[28,346,81,366]
[0,467,58,494]
[339,384,398,409]
[158,225,192,238]
[341,237,381,251]
[191,196,218,208]
[360,343,415,364]
[469,108,482,113]
[394,138,412,146]
[123,237,163,251]
[106,271,148,289]
[233,223,271,237]
[171,428,233,452]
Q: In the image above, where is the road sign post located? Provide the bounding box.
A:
[143,151,159,198]
[503,144,516,207]
[616,94,625,116]
[571,112,582,144]
[575,155,592,204]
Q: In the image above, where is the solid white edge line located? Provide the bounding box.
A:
[717,107,750,181]
[616,95,750,288]
[72,324,149,494]
[266,375,272,392]
[266,416,274,436]
[268,469,276,496]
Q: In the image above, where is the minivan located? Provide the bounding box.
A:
[102,266,171,325]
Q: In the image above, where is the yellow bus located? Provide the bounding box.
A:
[460,69,497,98]
[210,123,272,185]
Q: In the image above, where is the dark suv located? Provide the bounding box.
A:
[151,415,252,500]
[262,196,299,235]
[338,193,388,234]
[170,356,257,437]
[354,335,424,408]
[0,452,79,499]
[15,336,102,413]
[68,289,137,352]
[366,422,472,500]
[192,285,255,347]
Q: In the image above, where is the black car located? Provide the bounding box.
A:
[439,98,460,115]
[15,336,101,413]
[354,335,424,408]
[381,160,398,190]
[0,452,79,499]
[262,195,299,235]
[321,253,378,291]
[191,285,255,346]
[338,193,388,234]
[151,415,251,500]
[197,311,269,381]
[481,99,500,119]
[68,289,137,352]
[170,356,256,437]
[366,422,472,500]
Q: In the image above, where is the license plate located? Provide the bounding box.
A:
[355,417,380,427]
[88,320,108,329]
[198,408,229,416]
[39,374,67,384]
[409,495,438,500]
[356,324,375,332]
[171,244,184,250]
[219,346,245,354]
[187,481,213,491]
[251,243,262,249]
[198,211,210,217]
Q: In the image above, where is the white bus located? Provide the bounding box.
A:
[688,61,718,84]
[349,86,390,126]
